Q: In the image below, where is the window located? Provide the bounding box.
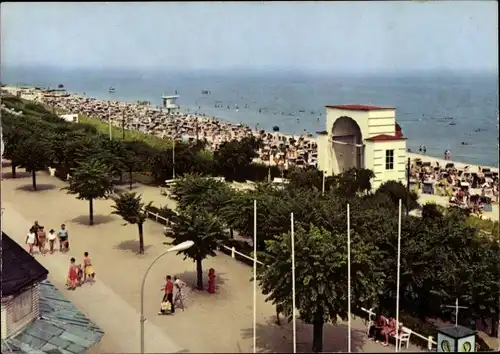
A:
[13,288,33,322]
[385,149,394,170]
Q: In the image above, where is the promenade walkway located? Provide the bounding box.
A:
[1,168,421,352]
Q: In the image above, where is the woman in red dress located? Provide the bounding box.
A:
[67,258,80,290]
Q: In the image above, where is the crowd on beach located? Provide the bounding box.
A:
[13,87,319,169]
[5,86,497,191]
[410,158,499,214]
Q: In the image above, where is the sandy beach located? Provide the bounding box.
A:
[3,85,498,179]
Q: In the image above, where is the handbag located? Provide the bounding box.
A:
[161,301,172,312]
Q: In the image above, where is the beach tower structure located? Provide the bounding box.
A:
[162,95,180,114]
[316,104,407,190]
[436,326,476,352]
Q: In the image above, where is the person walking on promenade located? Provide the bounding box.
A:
[57,224,69,252]
[37,226,47,255]
[47,229,57,254]
[159,275,175,314]
[173,276,186,311]
[67,258,81,290]
[83,252,95,284]
[26,227,36,255]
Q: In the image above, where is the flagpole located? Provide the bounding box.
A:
[253,199,257,354]
[347,203,352,353]
[291,212,297,354]
[395,199,402,352]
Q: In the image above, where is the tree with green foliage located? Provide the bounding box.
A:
[12,136,53,190]
[1,115,34,178]
[375,180,419,211]
[64,158,113,225]
[171,173,232,212]
[168,206,224,290]
[257,225,384,352]
[213,136,259,181]
[331,168,375,199]
[111,192,152,254]
[286,167,334,192]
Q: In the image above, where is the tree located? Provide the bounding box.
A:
[257,225,384,352]
[1,116,34,178]
[168,206,224,290]
[375,180,419,211]
[12,136,53,190]
[171,173,232,213]
[286,168,335,192]
[111,192,152,254]
[332,168,375,199]
[213,136,259,181]
[64,158,113,225]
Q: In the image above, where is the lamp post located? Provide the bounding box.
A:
[140,241,194,354]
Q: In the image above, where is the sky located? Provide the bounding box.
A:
[1,1,498,74]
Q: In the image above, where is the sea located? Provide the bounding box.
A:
[2,66,498,167]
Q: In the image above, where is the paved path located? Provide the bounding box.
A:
[2,202,183,354]
[1,169,422,352]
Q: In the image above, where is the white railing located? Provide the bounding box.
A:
[146,211,436,351]
[145,210,170,224]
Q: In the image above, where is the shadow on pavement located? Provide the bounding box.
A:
[112,184,141,193]
[114,239,152,254]
[241,316,365,353]
[16,183,56,192]
[2,171,31,179]
[70,214,115,226]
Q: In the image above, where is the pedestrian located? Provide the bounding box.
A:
[57,224,69,252]
[66,258,80,290]
[37,226,47,255]
[83,252,95,284]
[159,275,175,315]
[423,145,427,154]
[48,229,57,254]
[173,276,186,311]
[26,227,36,255]
[275,304,284,325]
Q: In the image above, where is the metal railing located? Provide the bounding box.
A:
[146,210,437,351]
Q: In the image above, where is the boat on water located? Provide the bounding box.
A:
[109,87,115,93]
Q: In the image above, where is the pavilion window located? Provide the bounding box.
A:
[385,149,394,170]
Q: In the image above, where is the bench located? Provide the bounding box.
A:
[272,177,289,185]
[391,325,411,350]
[164,179,176,187]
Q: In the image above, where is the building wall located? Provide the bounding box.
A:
[1,284,40,340]
[365,140,407,190]
[317,134,331,175]
[326,108,370,136]
[367,110,396,137]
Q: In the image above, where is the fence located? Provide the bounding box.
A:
[146,210,437,351]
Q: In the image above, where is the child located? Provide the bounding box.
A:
[83,252,95,283]
[48,229,57,254]
[26,227,36,255]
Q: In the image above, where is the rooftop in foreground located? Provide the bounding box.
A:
[325,104,395,111]
[1,280,104,354]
